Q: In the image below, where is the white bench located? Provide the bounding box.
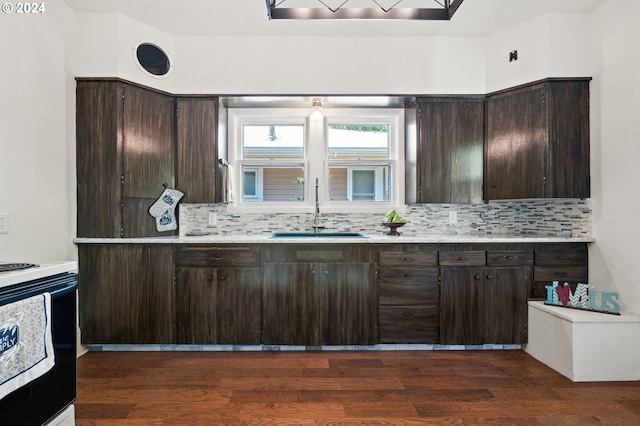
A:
[524,301,640,382]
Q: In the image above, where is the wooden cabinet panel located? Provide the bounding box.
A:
[122,85,175,199]
[532,246,588,299]
[485,84,546,200]
[484,79,590,201]
[440,268,482,345]
[379,306,439,344]
[416,97,484,204]
[176,98,218,203]
[440,266,529,345]
[379,268,439,305]
[379,251,437,267]
[175,266,261,345]
[176,246,260,267]
[439,251,486,267]
[480,267,529,344]
[262,262,376,346]
[76,79,176,238]
[76,81,124,238]
[78,244,175,344]
[487,251,533,266]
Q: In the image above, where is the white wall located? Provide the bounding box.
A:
[172,36,485,95]
[485,13,591,92]
[0,1,77,261]
[588,0,640,314]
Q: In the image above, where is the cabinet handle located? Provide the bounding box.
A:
[403,257,417,261]
[505,255,517,260]
[490,183,497,188]
[311,270,316,275]
[486,274,493,280]
[403,273,416,277]
[474,275,481,280]
[458,256,467,261]
[403,311,413,317]
[207,275,214,281]
[211,257,222,261]
[324,270,329,274]
[220,274,226,281]
[555,272,568,277]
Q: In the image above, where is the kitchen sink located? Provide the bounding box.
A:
[270,232,368,238]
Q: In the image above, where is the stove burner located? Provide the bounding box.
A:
[0,263,39,273]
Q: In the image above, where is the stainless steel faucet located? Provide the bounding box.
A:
[312,177,325,234]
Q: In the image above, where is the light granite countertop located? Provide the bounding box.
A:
[74,234,595,244]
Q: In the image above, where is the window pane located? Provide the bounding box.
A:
[329,165,391,202]
[243,170,257,197]
[352,170,375,201]
[243,125,304,159]
[327,124,389,160]
[241,165,305,202]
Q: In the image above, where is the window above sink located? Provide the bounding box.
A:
[227,105,405,213]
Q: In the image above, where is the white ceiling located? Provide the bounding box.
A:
[61,0,607,38]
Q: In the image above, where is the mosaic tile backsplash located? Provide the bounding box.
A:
[179,199,591,238]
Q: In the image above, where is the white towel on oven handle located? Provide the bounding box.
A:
[0,292,55,400]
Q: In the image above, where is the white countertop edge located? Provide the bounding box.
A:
[0,261,78,289]
[74,235,594,244]
[528,301,640,323]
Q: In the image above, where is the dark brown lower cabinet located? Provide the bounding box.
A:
[175,267,261,344]
[78,244,175,344]
[440,266,529,345]
[262,262,376,346]
[378,251,440,343]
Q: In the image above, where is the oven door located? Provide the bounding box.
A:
[0,273,78,425]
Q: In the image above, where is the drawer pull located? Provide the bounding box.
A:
[486,274,493,280]
[555,272,568,277]
[403,257,417,261]
[505,255,517,260]
[474,275,481,280]
[207,275,214,281]
[210,257,222,261]
[403,311,413,317]
[403,273,416,278]
[457,256,467,261]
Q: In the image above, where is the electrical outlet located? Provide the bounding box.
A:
[208,212,217,226]
[0,214,8,234]
[448,211,457,224]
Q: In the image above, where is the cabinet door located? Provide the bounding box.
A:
[417,98,484,203]
[485,84,547,200]
[78,244,175,344]
[122,85,175,237]
[262,262,309,345]
[76,81,124,238]
[440,267,482,345]
[175,267,261,344]
[321,262,377,345]
[262,262,375,346]
[480,267,529,344]
[176,98,218,203]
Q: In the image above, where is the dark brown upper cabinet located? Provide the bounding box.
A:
[176,97,219,203]
[416,97,485,204]
[484,79,590,201]
[76,79,175,238]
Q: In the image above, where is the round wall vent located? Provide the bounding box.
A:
[134,42,171,77]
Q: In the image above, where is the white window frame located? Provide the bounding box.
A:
[227,107,404,213]
[346,166,384,202]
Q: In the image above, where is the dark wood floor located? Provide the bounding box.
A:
[75,350,640,425]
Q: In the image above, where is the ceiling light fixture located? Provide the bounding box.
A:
[310,98,323,120]
[265,0,464,20]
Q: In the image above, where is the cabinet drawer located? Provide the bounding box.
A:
[534,249,587,266]
[439,251,486,266]
[379,268,439,305]
[176,247,260,267]
[378,305,439,344]
[379,251,437,267]
[487,251,533,266]
[533,265,588,282]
